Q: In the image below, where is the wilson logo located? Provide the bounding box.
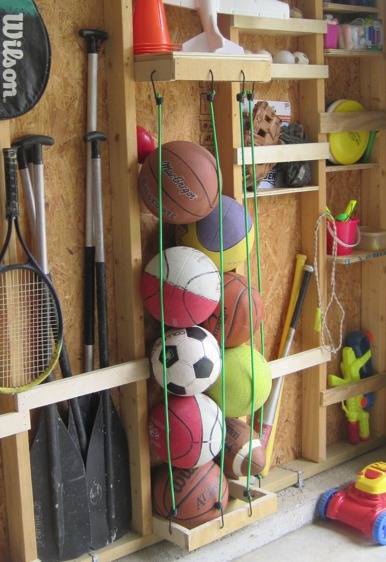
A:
[2,14,24,101]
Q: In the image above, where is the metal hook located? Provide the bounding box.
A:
[206,69,216,102]
[248,494,253,518]
[168,517,173,536]
[151,69,157,99]
[209,69,215,94]
[240,70,246,94]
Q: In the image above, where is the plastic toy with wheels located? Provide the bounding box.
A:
[318,462,386,545]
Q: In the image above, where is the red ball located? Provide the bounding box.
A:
[203,272,264,348]
[153,462,229,529]
[137,125,156,164]
[148,394,223,468]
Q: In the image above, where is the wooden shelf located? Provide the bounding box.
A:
[245,186,319,198]
[153,480,277,552]
[321,372,386,407]
[235,142,330,165]
[326,162,378,173]
[320,110,386,133]
[134,52,271,82]
[231,16,327,36]
[325,49,383,58]
[328,249,386,264]
[271,63,329,80]
[263,436,386,493]
[270,347,331,381]
[323,2,379,14]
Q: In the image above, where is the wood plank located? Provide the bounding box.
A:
[153,485,277,552]
[263,436,386,492]
[270,347,331,380]
[245,186,319,198]
[326,163,378,173]
[325,49,383,58]
[235,143,330,165]
[65,531,159,562]
[321,373,386,406]
[103,0,152,538]
[231,16,327,36]
[328,250,386,265]
[0,412,30,439]
[323,2,379,14]
[16,360,149,412]
[134,52,272,83]
[271,63,329,80]
[320,111,386,134]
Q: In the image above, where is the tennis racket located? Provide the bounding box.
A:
[0,148,63,393]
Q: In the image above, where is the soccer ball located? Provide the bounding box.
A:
[151,326,221,396]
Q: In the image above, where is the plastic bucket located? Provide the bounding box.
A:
[324,23,339,49]
[327,218,360,256]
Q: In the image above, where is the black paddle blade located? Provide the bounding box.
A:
[0,0,51,119]
[86,395,131,549]
[31,408,91,562]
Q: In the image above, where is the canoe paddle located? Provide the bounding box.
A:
[15,137,91,562]
[85,132,131,548]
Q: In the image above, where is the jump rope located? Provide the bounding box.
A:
[151,71,266,525]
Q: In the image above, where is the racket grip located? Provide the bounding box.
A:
[3,148,19,219]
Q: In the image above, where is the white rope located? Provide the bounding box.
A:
[313,211,345,354]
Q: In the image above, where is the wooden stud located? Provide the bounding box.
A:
[323,2,379,14]
[231,16,327,36]
[103,0,152,537]
[298,2,328,463]
[326,163,378,173]
[245,186,320,198]
[0,122,38,562]
[235,143,330,166]
[271,64,329,80]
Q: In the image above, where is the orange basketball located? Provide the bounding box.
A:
[138,141,219,224]
[153,461,229,529]
[203,272,264,348]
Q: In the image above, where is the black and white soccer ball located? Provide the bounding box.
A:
[151,326,221,396]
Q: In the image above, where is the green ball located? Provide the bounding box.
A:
[207,345,272,418]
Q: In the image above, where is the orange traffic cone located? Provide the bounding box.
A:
[133,0,176,55]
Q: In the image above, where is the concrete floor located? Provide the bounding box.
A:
[236,521,386,562]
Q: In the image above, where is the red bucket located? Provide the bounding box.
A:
[327,218,360,256]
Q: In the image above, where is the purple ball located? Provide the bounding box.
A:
[196,195,252,250]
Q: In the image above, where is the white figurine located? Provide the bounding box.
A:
[182,0,244,53]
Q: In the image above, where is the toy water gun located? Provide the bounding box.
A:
[328,347,371,445]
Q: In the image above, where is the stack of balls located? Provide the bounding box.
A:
[138,140,272,529]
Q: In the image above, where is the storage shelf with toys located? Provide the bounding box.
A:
[230,16,327,36]
[134,52,272,82]
[245,186,320,198]
[235,143,330,166]
[271,63,329,80]
[324,49,383,57]
[326,162,378,173]
[320,372,386,407]
[323,2,379,15]
[328,249,386,265]
[320,111,386,134]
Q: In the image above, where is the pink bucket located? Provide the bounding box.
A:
[324,23,339,49]
[327,218,360,256]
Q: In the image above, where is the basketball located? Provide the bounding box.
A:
[203,272,264,348]
[141,246,220,327]
[138,141,219,224]
[149,394,224,468]
[207,345,272,418]
[224,418,266,479]
[153,461,229,529]
[177,195,254,271]
[151,326,221,396]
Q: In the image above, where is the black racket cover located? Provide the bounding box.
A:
[0,0,51,120]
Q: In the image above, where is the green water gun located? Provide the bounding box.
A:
[328,347,371,445]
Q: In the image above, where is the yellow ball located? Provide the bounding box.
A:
[177,195,254,272]
[207,345,272,418]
